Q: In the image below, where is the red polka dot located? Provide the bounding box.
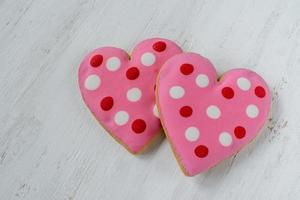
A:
[154,84,156,91]
[90,55,103,67]
[180,63,194,75]
[194,145,209,158]
[180,106,193,117]
[255,86,266,98]
[100,96,114,111]
[152,41,166,52]
[132,119,146,134]
[222,87,234,99]
[234,126,246,139]
[126,67,140,80]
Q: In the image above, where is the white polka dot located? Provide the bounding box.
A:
[219,132,233,147]
[127,88,142,102]
[237,77,251,91]
[246,104,259,118]
[169,86,185,99]
[196,74,209,88]
[106,57,121,71]
[84,74,101,90]
[114,111,129,126]
[141,52,156,66]
[206,105,221,119]
[185,127,200,142]
[153,104,159,118]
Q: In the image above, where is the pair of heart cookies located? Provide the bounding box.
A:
[78,38,271,176]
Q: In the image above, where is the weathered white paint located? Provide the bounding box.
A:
[0,0,299,199]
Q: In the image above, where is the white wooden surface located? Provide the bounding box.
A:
[0,0,299,199]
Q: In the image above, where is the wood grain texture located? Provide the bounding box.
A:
[0,0,299,199]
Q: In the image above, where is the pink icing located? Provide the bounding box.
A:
[78,38,182,154]
[156,53,271,176]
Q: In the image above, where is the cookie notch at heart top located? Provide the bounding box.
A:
[78,38,182,154]
[156,53,271,176]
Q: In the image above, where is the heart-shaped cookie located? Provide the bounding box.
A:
[78,38,182,154]
[156,53,271,176]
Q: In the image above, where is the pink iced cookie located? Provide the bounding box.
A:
[156,53,271,176]
[78,38,182,154]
